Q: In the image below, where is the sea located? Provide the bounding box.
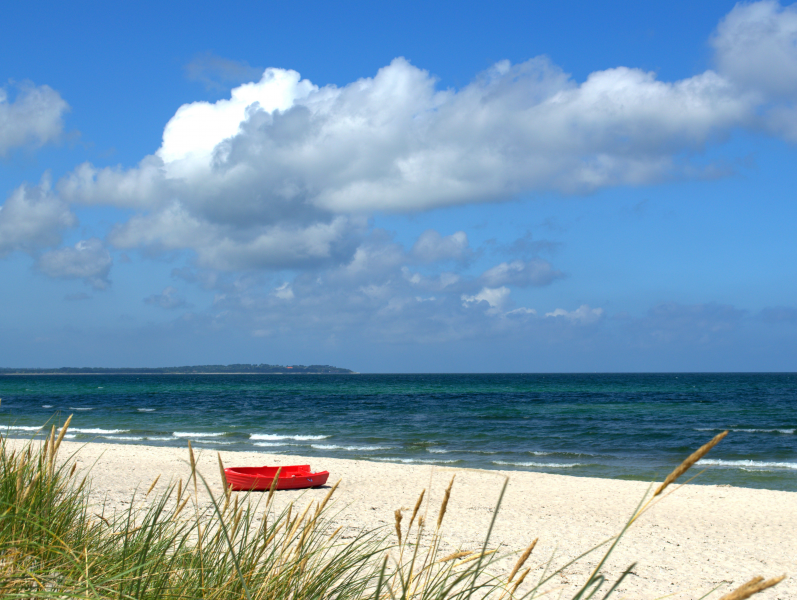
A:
[1,373,795,492]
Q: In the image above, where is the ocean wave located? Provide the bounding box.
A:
[173,432,225,438]
[253,442,298,447]
[697,459,797,470]
[137,408,156,412]
[493,460,583,468]
[427,449,449,454]
[195,440,236,445]
[311,444,390,451]
[250,433,329,441]
[42,405,53,408]
[69,407,93,411]
[4,425,45,431]
[103,435,145,441]
[72,427,129,434]
[146,436,175,441]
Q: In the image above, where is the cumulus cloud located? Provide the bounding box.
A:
[462,286,512,315]
[57,2,792,273]
[546,304,604,324]
[479,259,563,287]
[36,238,112,289]
[410,230,470,263]
[184,52,264,91]
[144,286,190,309]
[0,82,69,156]
[0,177,76,257]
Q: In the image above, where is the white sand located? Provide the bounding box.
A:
[16,439,797,599]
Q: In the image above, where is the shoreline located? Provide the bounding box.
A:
[14,438,794,599]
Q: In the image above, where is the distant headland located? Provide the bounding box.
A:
[0,364,357,375]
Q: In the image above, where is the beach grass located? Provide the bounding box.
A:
[0,413,785,599]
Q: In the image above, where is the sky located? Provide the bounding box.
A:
[1,0,796,372]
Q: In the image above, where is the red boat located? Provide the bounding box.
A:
[223,465,329,491]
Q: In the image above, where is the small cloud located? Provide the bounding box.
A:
[410,230,470,263]
[184,52,263,91]
[37,238,112,289]
[461,286,510,315]
[144,286,190,309]
[479,259,564,288]
[272,282,294,300]
[546,304,604,324]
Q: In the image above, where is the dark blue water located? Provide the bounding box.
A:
[1,373,795,491]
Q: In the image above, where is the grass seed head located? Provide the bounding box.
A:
[508,538,538,582]
[394,509,403,545]
[409,488,425,531]
[655,430,728,496]
[436,475,455,530]
[717,574,785,600]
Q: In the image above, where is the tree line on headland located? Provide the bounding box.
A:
[0,364,356,374]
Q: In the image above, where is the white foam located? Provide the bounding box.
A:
[42,405,53,408]
[69,407,93,411]
[103,435,145,441]
[72,427,129,434]
[137,408,156,412]
[697,459,797,470]
[250,433,329,441]
[493,461,583,468]
[5,425,45,431]
[173,432,225,438]
[427,449,449,454]
[311,444,390,451]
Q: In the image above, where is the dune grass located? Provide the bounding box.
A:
[0,413,785,599]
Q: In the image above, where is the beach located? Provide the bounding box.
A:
[33,439,796,599]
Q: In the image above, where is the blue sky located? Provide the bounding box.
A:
[1,0,796,372]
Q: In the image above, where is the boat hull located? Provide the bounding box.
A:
[224,465,329,491]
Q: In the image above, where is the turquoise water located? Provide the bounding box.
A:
[1,373,795,491]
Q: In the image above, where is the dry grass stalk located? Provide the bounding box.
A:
[217,452,230,502]
[511,567,531,595]
[508,538,538,582]
[454,549,497,567]
[46,425,55,475]
[394,509,403,545]
[408,488,425,531]
[654,430,728,496]
[145,474,160,497]
[53,414,73,456]
[176,479,183,504]
[187,441,197,497]
[266,467,282,508]
[436,475,455,529]
[437,550,473,563]
[717,574,785,600]
[314,478,340,518]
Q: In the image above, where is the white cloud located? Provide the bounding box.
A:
[712,0,797,99]
[272,282,294,300]
[56,15,777,272]
[410,230,469,263]
[0,177,76,257]
[144,286,189,309]
[462,286,511,314]
[546,304,604,324]
[37,238,112,289]
[479,259,563,287]
[0,82,69,156]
